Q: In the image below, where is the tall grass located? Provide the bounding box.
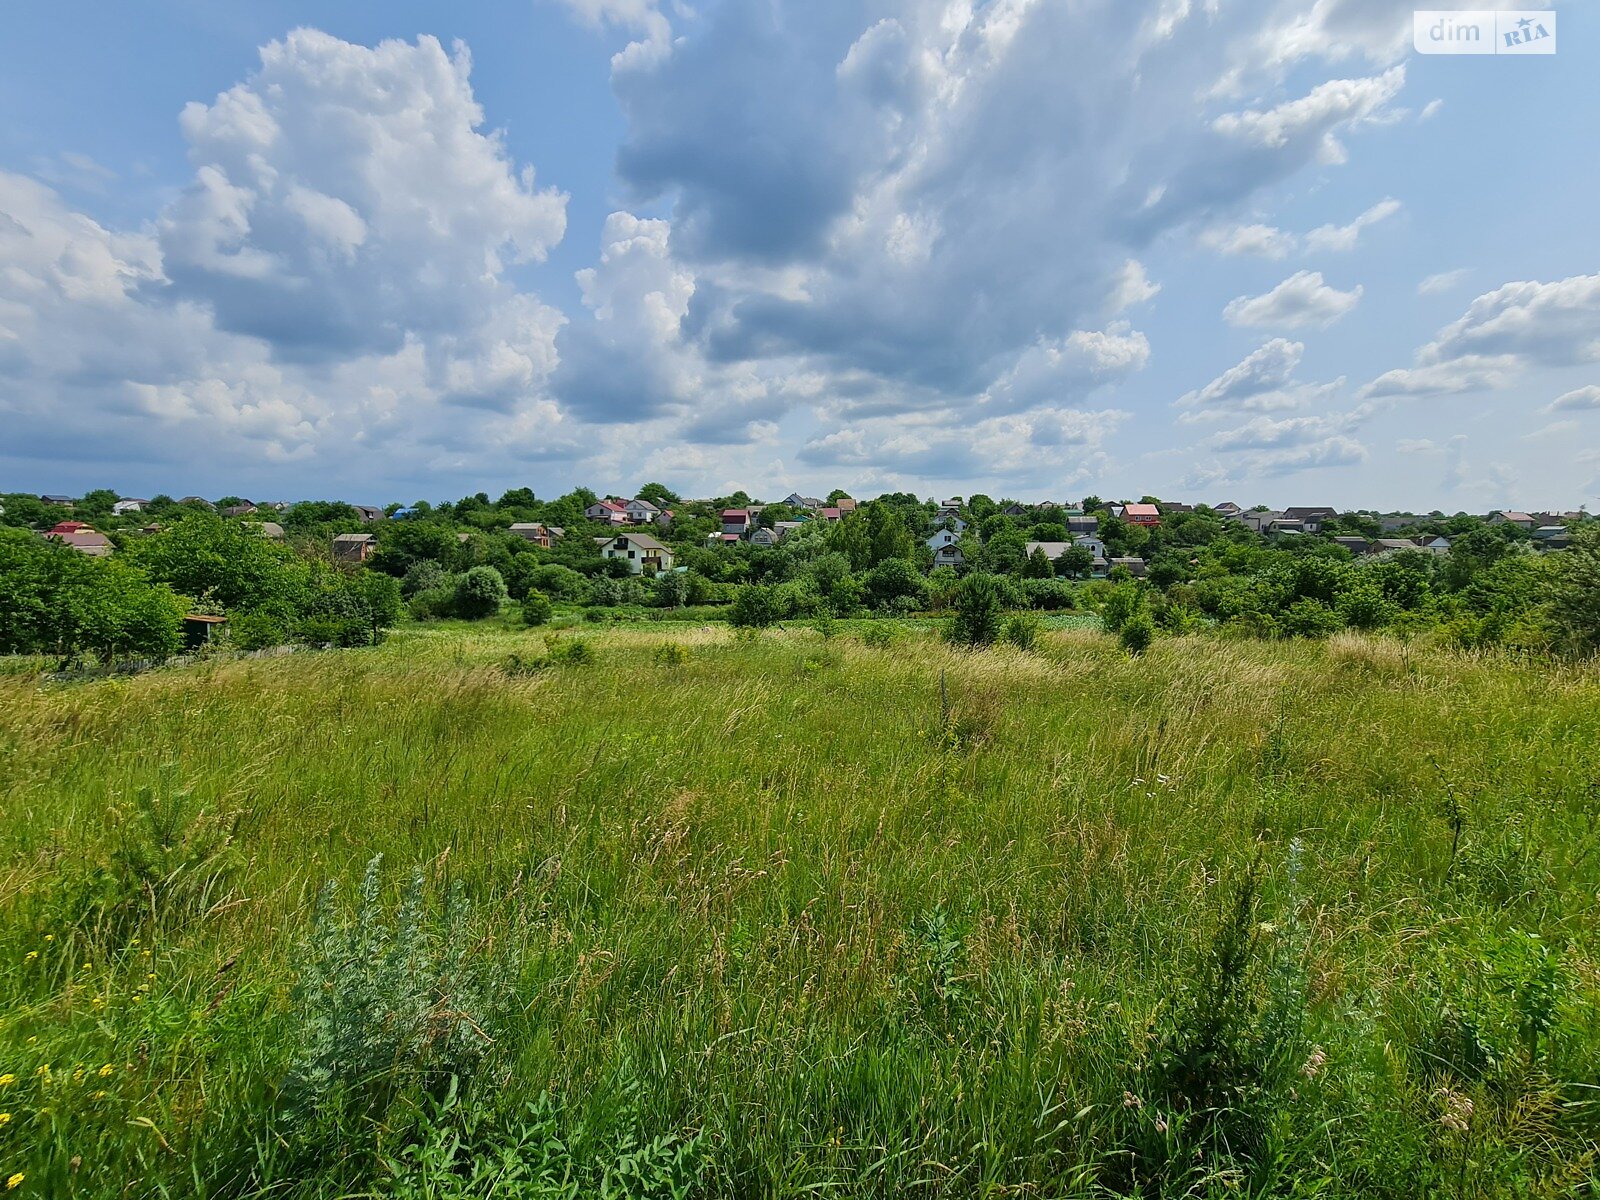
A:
[1,624,1597,1196]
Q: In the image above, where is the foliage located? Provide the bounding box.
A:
[946,572,1003,647]
[1119,610,1156,655]
[730,584,781,629]
[453,567,508,620]
[1550,524,1600,655]
[522,590,554,626]
[999,612,1042,651]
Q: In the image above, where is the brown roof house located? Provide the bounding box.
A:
[332,532,376,563]
[46,525,112,556]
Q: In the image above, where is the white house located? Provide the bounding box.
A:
[586,499,628,524]
[596,530,675,574]
[624,498,660,524]
[112,498,148,515]
[926,528,961,553]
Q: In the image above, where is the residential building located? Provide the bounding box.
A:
[783,492,823,509]
[1281,506,1338,533]
[585,499,628,525]
[815,506,843,522]
[1119,503,1161,527]
[748,527,781,548]
[256,522,286,541]
[112,498,148,515]
[509,522,553,547]
[1211,501,1242,518]
[179,496,215,510]
[221,503,258,518]
[1333,536,1370,556]
[40,494,73,506]
[1110,557,1148,578]
[834,497,858,513]
[598,530,675,574]
[1066,514,1099,536]
[773,521,804,541]
[332,533,376,563]
[1415,535,1452,556]
[927,529,961,555]
[352,505,384,523]
[721,508,751,536]
[1489,511,1537,530]
[625,498,660,524]
[931,543,965,568]
[46,525,111,556]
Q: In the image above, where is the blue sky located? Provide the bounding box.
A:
[1,0,1596,510]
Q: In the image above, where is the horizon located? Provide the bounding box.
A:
[2,1,1597,509]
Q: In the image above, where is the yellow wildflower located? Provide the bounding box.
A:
[90,1091,106,1101]
[91,996,105,1010]
[0,1075,13,1088]
[98,1065,113,1078]
[22,953,36,964]
[71,1069,85,1085]
[6,1173,21,1190]
[0,1113,9,1126]
[43,935,53,943]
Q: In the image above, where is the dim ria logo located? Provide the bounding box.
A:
[1414,10,1556,54]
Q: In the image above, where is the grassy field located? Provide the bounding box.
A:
[1,621,1598,1197]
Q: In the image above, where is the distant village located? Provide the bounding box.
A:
[8,488,1588,580]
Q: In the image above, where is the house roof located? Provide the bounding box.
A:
[48,531,111,553]
[627,497,660,511]
[1497,511,1535,522]
[590,498,626,511]
[49,521,90,533]
[1025,541,1073,559]
[1123,503,1160,518]
[332,532,375,544]
[509,522,547,532]
[613,530,668,551]
[256,522,286,539]
[40,494,73,503]
[721,508,749,519]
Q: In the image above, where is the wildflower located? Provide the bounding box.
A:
[97,1065,113,1078]
[6,1173,22,1190]
[22,953,36,964]
[0,1114,9,1126]
[1123,1091,1143,1110]
[91,996,105,1010]
[43,935,53,943]
[1301,1046,1327,1079]
[80,963,91,972]
[1154,1114,1169,1134]
[71,1068,85,1085]
[0,1076,13,1088]
[1435,1087,1473,1134]
[90,1091,106,1101]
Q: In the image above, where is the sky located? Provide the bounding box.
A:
[0,0,1597,511]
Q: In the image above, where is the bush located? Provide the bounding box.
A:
[858,623,895,649]
[454,566,508,620]
[400,559,448,598]
[530,563,589,603]
[730,584,781,629]
[1551,524,1600,655]
[1000,612,1042,651]
[812,609,838,640]
[408,584,457,622]
[1098,582,1144,634]
[1119,611,1156,655]
[654,642,689,667]
[1019,578,1076,610]
[549,639,594,666]
[521,589,553,626]
[1281,598,1344,639]
[285,857,512,1132]
[947,572,1003,647]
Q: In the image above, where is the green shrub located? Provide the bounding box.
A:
[730,584,781,629]
[858,622,895,649]
[521,589,553,626]
[1119,611,1156,655]
[654,642,689,667]
[1281,598,1344,639]
[812,609,838,640]
[946,572,1002,647]
[549,639,594,666]
[454,566,508,620]
[1000,612,1042,650]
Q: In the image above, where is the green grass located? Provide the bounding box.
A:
[1,623,1598,1197]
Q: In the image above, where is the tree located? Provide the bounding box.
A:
[653,570,689,609]
[730,584,781,628]
[1551,524,1600,655]
[1023,547,1055,579]
[826,489,853,503]
[126,513,304,612]
[1056,545,1094,579]
[864,558,926,611]
[947,572,1003,646]
[454,566,508,619]
[636,482,681,508]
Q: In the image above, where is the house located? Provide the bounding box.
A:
[352,505,384,523]
[773,521,804,541]
[1533,528,1574,551]
[598,530,674,575]
[509,522,553,547]
[1265,517,1306,536]
[1282,506,1338,533]
[221,503,258,518]
[783,492,823,509]
[1066,514,1100,536]
[1024,540,1073,565]
[256,522,286,541]
[721,508,751,535]
[931,543,965,568]
[1160,502,1195,515]
[46,526,112,556]
[1212,501,1242,518]
[1378,515,1419,533]
[1489,511,1537,530]
[1367,538,1423,556]
[1119,503,1161,527]
[747,527,781,548]
[1002,503,1030,517]
[179,496,215,509]
[332,532,376,563]
[112,498,148,515]
[815,507,843,522]
[1239,509,1282,534]
[1333,536,1370,556]
[1415,535,1452,556]
[935,511,969,533]
[705,531,742,546]
[1110,557,1148,578]
[834,497,858,514]
[927,529,962,554]
[1073,534,1107,559]
[585,499,628,525]
[40,494,73,506]
[655,509,674,528]
[625,498,660,525]
[935,497,964,522]
[546,526,565,541]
